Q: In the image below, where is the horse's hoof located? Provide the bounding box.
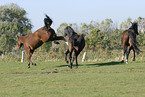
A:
[67,65,70,67]
[28,66,30,68]
[32,63,36,66]
[132,59,135,61]
[67,65,72,69]
[121,60,124,63]
[65,60,69,64]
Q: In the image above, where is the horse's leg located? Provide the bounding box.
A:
[30,49,36,66]
[65,49,69,64]
[74,54,79,68]
[132,48,135,61]
[121,45,127,63]
[26,48,35,68]
[121,50,125,63]
[26,49,31,68]
[68,50,73,69]
[72,50,79,68]
[126,46,132,64]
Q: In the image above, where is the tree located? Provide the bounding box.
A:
[0,3,33,53]
[86,29,104,50]
[99,19,114,48]
[136,17,145,33]
[80,21,97,35]
[120,17,132,31]
[0,3,32,36]
[57,23,68,35]
[0,34,15,53]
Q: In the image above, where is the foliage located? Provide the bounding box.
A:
[0,34,15,53]
[38,42,52,52]
[0,3,33,53]
[86,29,103,50]
[56,17,145,51]
[0,3,32,36]
[57,23,68,35]
[0,3,145,57]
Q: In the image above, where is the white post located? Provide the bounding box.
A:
[2,54,4,59]
[21,51,24,62]
[82,52,86,62]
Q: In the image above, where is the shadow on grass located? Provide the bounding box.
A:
[57,64,84,67]
[86,61,123,67]
[57,61,123,67]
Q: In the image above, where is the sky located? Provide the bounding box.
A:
[0,0,145,32]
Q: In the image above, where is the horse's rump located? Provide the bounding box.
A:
[121,29,140,54]
[128,30,140,54]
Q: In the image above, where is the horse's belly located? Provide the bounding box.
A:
[28,39,43,50]
[33,41,43,49]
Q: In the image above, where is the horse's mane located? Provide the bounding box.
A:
[44,14,53,28]
[129,22,138,35]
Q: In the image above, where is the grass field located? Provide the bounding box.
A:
[0,59,145,97]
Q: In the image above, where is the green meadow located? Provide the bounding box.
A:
[0,59,145,97]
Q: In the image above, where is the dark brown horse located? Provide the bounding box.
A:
[121,22,140,63]
[17,15,65,68]
[64,26,85,69]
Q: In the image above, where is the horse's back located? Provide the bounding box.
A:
[33,27,54,42]
[34,27,47,36]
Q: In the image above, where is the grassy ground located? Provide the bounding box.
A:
[0,59,145,97]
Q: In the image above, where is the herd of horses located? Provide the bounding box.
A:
[17,14,140,69]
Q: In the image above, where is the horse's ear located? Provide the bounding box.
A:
[130,22,133,24]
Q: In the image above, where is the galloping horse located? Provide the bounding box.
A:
[17,15,65,68]
[121,22,140,63]
[64,26,85,69]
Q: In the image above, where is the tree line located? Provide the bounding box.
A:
[0,3,145,54]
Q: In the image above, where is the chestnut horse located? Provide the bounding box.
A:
[17,15,65,68]
[64,26,85,69]
[121,22,140,63]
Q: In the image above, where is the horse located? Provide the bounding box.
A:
[121,22,140,63]
[17,15,65,68]
[64,26,85,69]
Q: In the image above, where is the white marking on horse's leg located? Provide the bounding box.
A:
[126,59,128,64]
[65,42,68,45]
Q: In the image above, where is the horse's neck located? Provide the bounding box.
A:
[45,26,52,31]
[69,32,77,37]
[129,27,138,34]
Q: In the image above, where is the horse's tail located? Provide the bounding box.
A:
[129,31,140,54]
[78,34,85,43]
[44,14,53,28]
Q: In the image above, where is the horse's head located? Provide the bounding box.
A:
[17,36,23,49]
[131,22,139,35]
[44,14,53,28]
[64,26,76,37]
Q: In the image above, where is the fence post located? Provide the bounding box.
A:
[2,54,4,59]
[21,51,24,62]
[82,52,86,62]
